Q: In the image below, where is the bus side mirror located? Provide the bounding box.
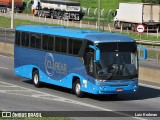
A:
[138,46,147,61]
[89,45,100,62]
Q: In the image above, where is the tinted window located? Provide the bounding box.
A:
[42,35,54,51]
[48,36,54,51]
[68,39,82,55]
[30,33,41,49]
[73,40,82,55]
[68,38,73,54]
[55,37,61,52]
[15,31,20,45]
[42,35,48,50]
[61,37,67,53]
[97,42,137,52]
[21,32,29,47]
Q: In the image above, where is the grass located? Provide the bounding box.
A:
[0,16,53,28]
[0,16,159,42]
[72,0,141,10]
[0,16,159,59]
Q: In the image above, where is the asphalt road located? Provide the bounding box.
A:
[0,55,159,120]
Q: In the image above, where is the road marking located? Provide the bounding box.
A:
[0,81,146,120]
[0,67,8,70]
[139,83,160,90]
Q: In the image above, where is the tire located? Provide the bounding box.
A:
[131,24,136,31]
[73,79,84,98]
[32,70,41,88]
[37,10,41,17]
[114,21,119,29]
[4,7,7,13]
[51,13,54,19]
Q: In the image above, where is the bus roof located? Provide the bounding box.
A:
[16,25,135,43]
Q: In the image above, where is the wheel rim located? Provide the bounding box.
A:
[75,83,81,95]
[34,74,39,85]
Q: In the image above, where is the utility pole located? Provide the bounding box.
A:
[11,0,14,29]
[98,0,100,31]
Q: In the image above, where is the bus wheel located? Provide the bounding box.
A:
[73,79,84,98]
[32,70,41,88]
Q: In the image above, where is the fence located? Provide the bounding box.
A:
[0,12,160,42]
[0,28,160,69]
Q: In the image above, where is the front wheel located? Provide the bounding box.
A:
[32,70,41,88]
[73,79,84,98]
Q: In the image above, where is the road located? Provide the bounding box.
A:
[0,55,159,120]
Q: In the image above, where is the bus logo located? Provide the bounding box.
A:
[45,53,55,76]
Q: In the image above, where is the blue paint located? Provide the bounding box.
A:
[14,25,141,95]
[138,46,147,60]
[16,25,135,43]
[89,45,100,62]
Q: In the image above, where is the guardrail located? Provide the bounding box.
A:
[0,28,160,68]
[0,27,160,46]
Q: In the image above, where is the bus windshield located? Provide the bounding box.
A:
[95,42,138,80]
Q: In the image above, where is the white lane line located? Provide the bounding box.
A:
[139,83,160,90]
[0,55,14,59]
[0,67,8,70]
[0,81,146,120]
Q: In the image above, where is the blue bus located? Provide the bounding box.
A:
[14,25,147,97]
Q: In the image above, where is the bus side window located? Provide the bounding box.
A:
[30,35,36,48]
[55,37,61,52]
[68,38,73,54]
[42,35,48,50]
[73,40,82,55]
[35,35,41,49]
[25,33,30,47]
[21,32,29,47]
[30,33,41,49]
[48,36,54,51]
[68,38,82,55]
[87,52,94,75]
[15,31,20,45]
[61,37,67,53]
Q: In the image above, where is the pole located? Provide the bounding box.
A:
[98,0,100,31]
[11,0,14,29]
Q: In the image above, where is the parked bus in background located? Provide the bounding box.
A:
[14,25,147,97]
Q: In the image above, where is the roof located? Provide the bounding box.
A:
[16,25,135,43]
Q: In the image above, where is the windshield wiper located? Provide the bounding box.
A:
[98,66,113,79]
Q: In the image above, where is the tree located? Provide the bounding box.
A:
[142,0,160,4]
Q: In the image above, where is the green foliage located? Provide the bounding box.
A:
[142,0,160,4]
[71,0,141,10]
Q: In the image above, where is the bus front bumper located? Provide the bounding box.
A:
[82,79,138,95]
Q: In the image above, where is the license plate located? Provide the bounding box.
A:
[116,88,124,92]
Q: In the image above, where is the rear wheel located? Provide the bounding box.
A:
[73,79,84,97]
[51,13,54,19]
[32,70,41,88]
[3,7,7,13]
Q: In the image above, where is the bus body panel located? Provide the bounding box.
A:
[14,47,138,94]
[14,25,141,95]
